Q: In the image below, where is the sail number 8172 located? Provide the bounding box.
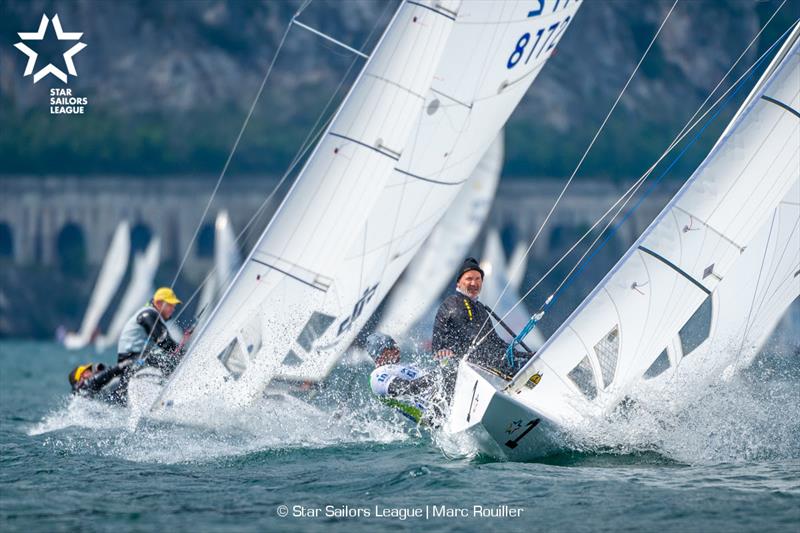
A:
[507,0,576,69]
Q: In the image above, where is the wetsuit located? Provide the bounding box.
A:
[432,290,531,375]
[370,364,436,424]
[117,305,182,374]
[71,364,128,404]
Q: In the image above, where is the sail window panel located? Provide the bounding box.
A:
[282,350,303,367]
[567,356,597,400]
[679,296,713,358]
[594,326,620,388]
[644,349,671,379]
[217,338,248,380]
[296,312,336,352]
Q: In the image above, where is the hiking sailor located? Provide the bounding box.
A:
[367,333,439,424]
[432,257,533,380]
[68,361,132,404]
[117,287,189,375]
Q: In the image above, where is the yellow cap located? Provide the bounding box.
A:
[153,287,181,305]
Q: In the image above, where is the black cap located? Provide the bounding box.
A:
[457,257,484,282]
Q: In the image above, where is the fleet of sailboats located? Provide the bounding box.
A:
[152,0,583,415]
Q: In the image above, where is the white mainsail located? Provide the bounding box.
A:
[377,132,504,341]
[480,229,543,347]
[155,0,463,408]
[447,24,800,459]
[273,1,583,384]
[63,221,131,350]
[197,211,241,316]
[94,236,161,351]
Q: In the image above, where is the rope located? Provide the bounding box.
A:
[507,21,796,371]
[471,0,680,367]
[474,0,791,355]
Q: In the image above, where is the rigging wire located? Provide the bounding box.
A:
[165,0,396,326]
[504,21,798,376]
[472,0,679,352]
[475,0,791,351]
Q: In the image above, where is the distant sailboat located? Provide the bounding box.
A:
[377,132,504,341]
[446,24,800,460]
[94,236,161,351]
[151,0,583,415]
[63,221,130,350]
[197,211,241,316]
[479,229,544,347]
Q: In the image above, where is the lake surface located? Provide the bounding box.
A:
[1,340,798,532]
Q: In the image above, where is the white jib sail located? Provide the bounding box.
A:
[274,0,584,384]
[95,236,161,351]
[64,221,131,350]
[641,177,799,385]
[377,132,504,341]
[480,229,544,347]
[155,0,461,409]
[500,28,800,426]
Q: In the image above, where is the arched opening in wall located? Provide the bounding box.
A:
[131,223,152,254]
[196,223,214,258]
[57,223,86,276]
[0,222,13,259]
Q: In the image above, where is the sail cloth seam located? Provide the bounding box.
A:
[761,95,800,119]
[484,1,791,351]
[159,1,411,376]
[638,246,711,295]
[473,0,679,359]
[363,73,427,100]
[509,23,798,385]
[327,132,401,161]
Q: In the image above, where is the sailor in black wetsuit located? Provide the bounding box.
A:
[116,287,188,376]
[432,258,532,380]
[68,361,131,404]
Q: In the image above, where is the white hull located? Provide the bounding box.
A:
[444,361,566,460]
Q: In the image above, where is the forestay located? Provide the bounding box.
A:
[95,236,161,351]
[274,0,583,384]
[155,0,461,407]
[376,132,504,341]
[64,221,131,350]
[507,29,800,423]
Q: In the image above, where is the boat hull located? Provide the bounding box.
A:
[445,361,564,461]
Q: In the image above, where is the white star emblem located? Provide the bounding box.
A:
[14,14,86,84]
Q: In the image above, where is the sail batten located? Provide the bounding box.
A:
[502,32,799,423]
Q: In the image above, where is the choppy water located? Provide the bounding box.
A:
[2,340,799,532]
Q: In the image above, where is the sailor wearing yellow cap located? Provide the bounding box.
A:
[116,287,188,375]
[68,360,132,404]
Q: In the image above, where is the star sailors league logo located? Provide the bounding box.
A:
[14,14,86,84]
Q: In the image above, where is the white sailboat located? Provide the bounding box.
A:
[480,229,544,347]
[151,0,584,415]
[377,132,504,341]
[197,211,241,316]
[94,236,161,351]
[445,24,800,460]
[63,221,131,350]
